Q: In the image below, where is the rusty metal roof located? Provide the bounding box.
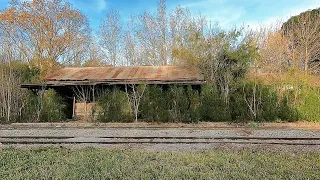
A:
[42,66,204,85]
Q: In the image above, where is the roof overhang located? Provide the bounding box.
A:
[21,80,205,89]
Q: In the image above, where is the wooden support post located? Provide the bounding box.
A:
[72,96,75,119]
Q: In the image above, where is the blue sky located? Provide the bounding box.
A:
[1,0,320,30]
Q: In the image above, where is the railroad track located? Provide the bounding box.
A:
[1,136,320,146]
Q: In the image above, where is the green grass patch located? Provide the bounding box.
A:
[0,148,319,179]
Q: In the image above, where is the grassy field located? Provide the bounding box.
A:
[0,148,319,179]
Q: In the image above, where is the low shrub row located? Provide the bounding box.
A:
[96,83,301,123]
[6,83,318,123]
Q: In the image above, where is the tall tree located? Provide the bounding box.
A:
[123,27,139,66]
[169,6,206,65]
[257,27,290,73]
[282,8,320,74]
[157,0,167,65]
[134,0,168,66]
[99,9,122,66]
[0,0,91,76]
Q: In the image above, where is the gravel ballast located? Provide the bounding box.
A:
[1,126,320,152]
[1,127,320,138]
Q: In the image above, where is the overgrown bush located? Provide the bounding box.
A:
[237,83,279,122]
[229,82,298,122]
[168,85,188,122]
[185,86,201,122]
[229,90,250,121]
[97,89,133,122]
[0,61,69,123]
[140,85,200,123]
[278,91,300,122]
[19,91,40,122]
[18,89,66,122]
[134,83,304,123]
[168,85,200,123]
[40,89,66,122]
[296,87,320,122]
[260,85,279,121]
[140,85,169,122]
[6,77,317,124]
[0,61,40,123]
[199,84,231,121]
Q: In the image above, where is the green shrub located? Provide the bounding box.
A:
[168,85,199,123]
[17,91,38,122]
[0,116,6,124]
[278,92,299,122]
[296,87,320,122]
[140,85,200,123]
[186,86,201,123]
[199,84,231,121]
[229,90,250,121]
[0,61,41,123]
[19,89,66,122]
[260,85,279,122]
[168,85,187,122]
[97,89,133,122]
[228,84,320,122]
[140,85,169,122]
[40,89,66,122]
[230,83,282,122]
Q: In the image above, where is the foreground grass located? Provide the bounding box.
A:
[0,148,320,179]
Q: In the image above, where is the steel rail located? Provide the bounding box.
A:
[1,140,320,146]
[1,136,320,146]
[1,136,320,140]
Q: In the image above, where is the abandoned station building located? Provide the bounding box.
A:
[22,66,205,119]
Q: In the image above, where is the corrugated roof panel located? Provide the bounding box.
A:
[128,67,139,79]
[133,67,143,79]
[44,66,204,83]
[119,67,132,79]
